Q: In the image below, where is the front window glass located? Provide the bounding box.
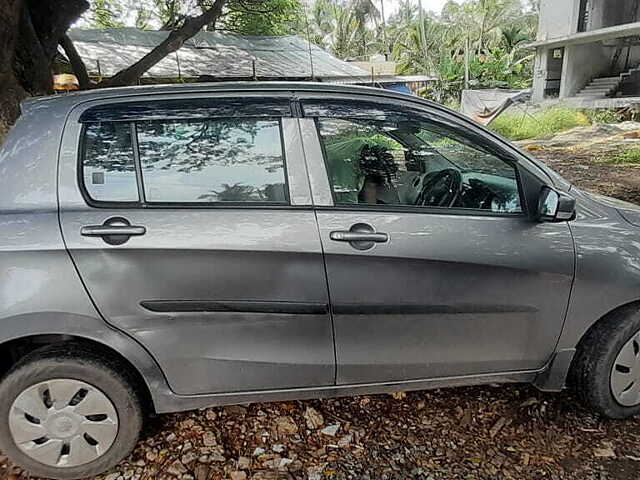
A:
[82,122,139,202]
[136,118,288,203]
[317,117,522,213]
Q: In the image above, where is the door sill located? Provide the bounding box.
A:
[153,368,543,414]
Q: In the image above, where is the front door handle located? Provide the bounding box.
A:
[330,223,388,250]
[81,217,146,245]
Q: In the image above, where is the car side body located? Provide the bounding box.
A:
[1,82,640,419]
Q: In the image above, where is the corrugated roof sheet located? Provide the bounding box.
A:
[67,28,369,80]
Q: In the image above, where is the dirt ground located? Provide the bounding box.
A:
[5,126,640,480]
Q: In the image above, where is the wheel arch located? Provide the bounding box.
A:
[0,313,172,414]
[535,299,640,391]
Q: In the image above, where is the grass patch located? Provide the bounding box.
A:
[606,146,640,164]
[490,107,591,140]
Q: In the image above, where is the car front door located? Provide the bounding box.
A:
[299,95,575,385]
[58,93,334,395]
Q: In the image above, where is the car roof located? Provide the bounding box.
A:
[21,81,442,113]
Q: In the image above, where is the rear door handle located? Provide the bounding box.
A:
[81,225,147,236]
[330,231,388,243]
[330,223,388,250]
[81,217,146,245]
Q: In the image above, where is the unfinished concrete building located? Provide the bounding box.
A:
[531,0,640,104]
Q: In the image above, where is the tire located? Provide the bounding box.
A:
[570,304,640,419]
[0,343,144,480]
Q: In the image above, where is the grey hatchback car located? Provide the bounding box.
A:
[2,82,640,478]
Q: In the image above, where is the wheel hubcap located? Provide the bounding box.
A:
[9,379,118,467]
[611,333,640,406]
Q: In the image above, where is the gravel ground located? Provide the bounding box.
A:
[4,127,640,480]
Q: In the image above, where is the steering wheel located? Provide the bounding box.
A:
[415,168,463,207]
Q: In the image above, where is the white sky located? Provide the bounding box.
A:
[76,0,459,27]
[383,0,457,16]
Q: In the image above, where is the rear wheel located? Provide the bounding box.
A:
[0,344,143,480]
[571,305,640,419]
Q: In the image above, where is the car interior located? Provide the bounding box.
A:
[320,118,522,213]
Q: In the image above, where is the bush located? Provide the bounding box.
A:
[584,108,625,125]
[490,107,590,140]
[609,146,640,164]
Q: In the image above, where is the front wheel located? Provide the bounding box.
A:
[571,305,640,419]
[0,344,143,480]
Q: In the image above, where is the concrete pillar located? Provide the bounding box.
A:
[532,48,548,102]
[560,42,612,98]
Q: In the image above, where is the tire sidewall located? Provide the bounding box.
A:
[0,355,142,480]
[588,312,640,419]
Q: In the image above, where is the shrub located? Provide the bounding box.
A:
[584,108,625,125]
[608,146,640,164]
[490,107,590,140]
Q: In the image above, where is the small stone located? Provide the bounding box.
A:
[238,456,251,469]
[489,417,508,438]
[206,409,218,421]
[145,451,158,462]
[230,472,248,480]
[225,405,247,416]
[134,459,146,467]
[181,419,196,429]
[278,458,293,469]
[210,451,226,462]
[106,474,121,480]
[275,416,298,436]
[182,451,198,465]
[167,460,187,476]
[307,465,324,480]
[337,434,352,447]
[203,431,217,447]
[251,472,281,480]
[594,446,616,458]
[253,447,266,457]
[272,444,285,453]
[194,464,210,480]
[198,455,210,464]
[166,433,177,442]
[183,441,193,452]
[181,475,194,480]
[320,424,340,437]
[304,407,324,430]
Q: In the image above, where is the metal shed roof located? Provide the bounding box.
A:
[66,28,369,80]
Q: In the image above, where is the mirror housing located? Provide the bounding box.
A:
[537,186,576,222]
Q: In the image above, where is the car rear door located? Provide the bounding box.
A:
[58,93,335,395]
[298,94,575,385]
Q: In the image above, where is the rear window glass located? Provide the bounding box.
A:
[80,118,288,205]
[81,122,139,202]
[136,118,288,203]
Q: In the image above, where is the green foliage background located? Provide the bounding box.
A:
[84,0,539,104]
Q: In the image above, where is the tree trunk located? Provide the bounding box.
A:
[0,0,88,131]
[60,34,91,89]
[0,0,27,129]
[99,0,228,88]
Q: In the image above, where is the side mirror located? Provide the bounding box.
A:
[537,186,576,222]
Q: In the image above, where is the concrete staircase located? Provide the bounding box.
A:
[575,66,640,99]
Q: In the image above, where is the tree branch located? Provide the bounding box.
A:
[98,0,227,88]
[60,33,90,89]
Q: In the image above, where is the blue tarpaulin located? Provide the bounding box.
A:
[382,83,413,95]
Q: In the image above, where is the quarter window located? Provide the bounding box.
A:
[316,116,522,213]
[81,122,139,202]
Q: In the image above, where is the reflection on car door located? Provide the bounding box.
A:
[299,97,575,385]
[59,95,335,395]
